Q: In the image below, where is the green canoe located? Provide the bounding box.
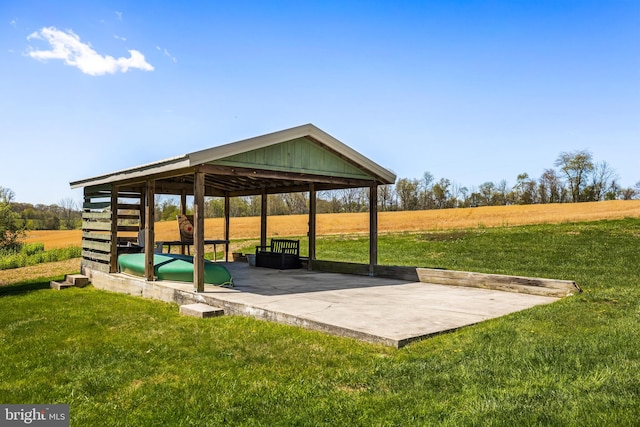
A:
[118,253,233,287]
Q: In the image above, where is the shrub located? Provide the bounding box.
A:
[20,243,45,256]
[0,245,81,270]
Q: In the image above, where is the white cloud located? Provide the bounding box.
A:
[26,27,153,76]
[156,45,177,63]
[114,34,127,41]
[10,19,17,28]
[115,11,123,21]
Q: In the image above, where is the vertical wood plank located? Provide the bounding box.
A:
[369,185,378,276]
[144,180,155,281]
[109,185,118,273]
[180,190,187,255]
[138,186,146,230]
[193,171,205,292]
[224,193,230,262]
[308,183,316,270]
[260,190,268,248]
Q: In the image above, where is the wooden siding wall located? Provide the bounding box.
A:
[81,185,142,273]
[211,137,373,181]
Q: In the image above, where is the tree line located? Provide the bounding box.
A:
[1,149,639,246]
[390,149,637,211]
[152,149,637,218]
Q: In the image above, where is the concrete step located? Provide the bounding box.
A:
[180,303,224,318]
[50,281,75,290]
[65,274,90,288]
[50,274,90,290]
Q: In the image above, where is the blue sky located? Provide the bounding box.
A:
[1,1,638,204]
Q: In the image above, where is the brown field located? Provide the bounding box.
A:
[24,200,640,250]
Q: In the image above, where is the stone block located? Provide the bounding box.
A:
[180,303,224,318]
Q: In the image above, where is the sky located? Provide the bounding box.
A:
[1,0,638,205]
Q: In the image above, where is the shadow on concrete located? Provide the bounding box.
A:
[212,262,413,296]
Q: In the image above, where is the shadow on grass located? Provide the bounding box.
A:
[0,280,51,297]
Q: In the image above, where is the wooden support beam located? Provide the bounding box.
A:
[138,186,146,231]
[109,186,119,273]
[180,190,187,215]
[144,180,155,281]
[199,164,375,187]
[260,190,268,248]
[224,194,230,262]
[308,183,316,270]
[193,171,205,292]
[180,190,187,255]
[369,185,378,276]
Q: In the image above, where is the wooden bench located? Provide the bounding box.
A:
[255,239,302,269]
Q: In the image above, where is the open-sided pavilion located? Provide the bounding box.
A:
[70,124,397,291]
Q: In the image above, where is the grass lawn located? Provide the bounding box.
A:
[1,218,639,425]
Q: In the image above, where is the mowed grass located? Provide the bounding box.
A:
[2,217,639,425]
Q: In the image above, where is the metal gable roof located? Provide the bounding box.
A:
[70,124,396,193]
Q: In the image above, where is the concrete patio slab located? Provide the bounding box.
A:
[88,262,561,347]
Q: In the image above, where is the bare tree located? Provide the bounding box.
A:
[619,187,636,200]
[432,178,452,209]
[58,197,78,229]
[0,187,15,203]
[585,161,618,201]
[378,184,396,211]
[395,178,420,210]
[282,192,308,214]
[538,169,563,203]
[478,182,496,206]
[554,149,594,202]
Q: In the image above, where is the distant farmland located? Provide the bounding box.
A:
[25,199,640,249]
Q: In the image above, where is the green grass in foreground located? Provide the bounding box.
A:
[1,218,639,426]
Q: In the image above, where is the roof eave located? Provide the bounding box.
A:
[70,155,191,189]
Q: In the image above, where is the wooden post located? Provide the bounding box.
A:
[193,171,205,292]
[369,185,378,276]
[138,186,146,230]
[308,183,316,270]
[144,180,155,281]
[179,190,187,255]
[224,193,230,262]
[260,190,268,248]
[109,185,118,273]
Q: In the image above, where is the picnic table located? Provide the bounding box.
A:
[159,239,229,261]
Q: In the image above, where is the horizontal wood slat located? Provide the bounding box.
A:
[117,214,140,220]
[82,212,111,220]
[81,258,110,273]
[82,250,111,263]
[85,184,112,193]
[82,221,112,231]
[82,240,111,253]
[117,203,141,210]
[82,231,111,242]
[117,236,138,243]
[83,201,111,210]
